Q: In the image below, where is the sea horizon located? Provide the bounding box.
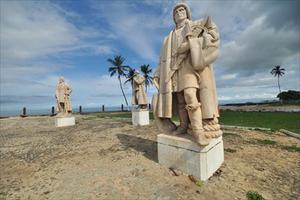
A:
[0,98,279,117]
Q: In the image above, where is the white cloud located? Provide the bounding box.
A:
[1,0,299,113]
[0,0,117,107]
[0,0,115,64]
[94,46,115,55]
[91,1,168,62]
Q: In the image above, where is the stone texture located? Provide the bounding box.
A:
[132,110,149,126]
[157,134,224,181]
[132,72,148,109]
[55,116,75,127]
[55,76,72,117]
[152,2,222,146]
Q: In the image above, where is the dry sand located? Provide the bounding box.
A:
[0,115,299,200]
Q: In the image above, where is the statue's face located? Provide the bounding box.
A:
[174,6,187,24]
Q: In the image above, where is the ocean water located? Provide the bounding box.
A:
[0,106,132,117]
[0,98,276,117]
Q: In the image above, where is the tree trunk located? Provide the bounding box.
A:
[277,76,281,94]
[118,76,129,108]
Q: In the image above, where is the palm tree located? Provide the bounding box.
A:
[270,65,285,94]
[140,64,153,92]
[107,55,130,107]
[124,67,136,86]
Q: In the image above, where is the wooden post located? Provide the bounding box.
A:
[50,106,55,116]
[79,105,82,114]
[20,107,27,117]
[102,105,105,112]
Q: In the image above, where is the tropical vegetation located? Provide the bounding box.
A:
[270,65,285,94]
[107,55,130,107]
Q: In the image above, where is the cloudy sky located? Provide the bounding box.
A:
[1,0,299,113]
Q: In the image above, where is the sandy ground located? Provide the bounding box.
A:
[0,115,299,200]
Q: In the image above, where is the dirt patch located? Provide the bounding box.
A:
[0,115,299,200]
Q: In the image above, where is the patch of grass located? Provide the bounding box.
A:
[255,139,277,145]
[0,191,7,196]
[220,110,300,134]
[246,191,265,200]
[188,175,204,187]
[195,180,204,188]
[84,110,300,134]
[280,144,300,153]
[83,116,98,120]
[224,148,237,153]
[249,139,300,153]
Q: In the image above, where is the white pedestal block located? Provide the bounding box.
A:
[132,110,149,126]
[157,134,224,181]
[55,116,75,127]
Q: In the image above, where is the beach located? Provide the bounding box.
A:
[0,114,299,199]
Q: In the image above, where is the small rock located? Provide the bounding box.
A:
[43,191,50,195]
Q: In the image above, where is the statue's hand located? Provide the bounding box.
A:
[202,32,214,49]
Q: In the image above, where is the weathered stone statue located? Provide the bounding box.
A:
[55,77,72,116]
[132,71,148,110]
[153,3,222,146]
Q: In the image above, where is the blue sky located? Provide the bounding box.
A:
[1,0,299,112]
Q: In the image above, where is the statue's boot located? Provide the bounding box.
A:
[186,102,211,145]
[191,128,211,146]
[172,104,189,135]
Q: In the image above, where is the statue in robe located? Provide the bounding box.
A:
[132,72,148,110]
[55,77,72,116]
[153,3,222,146]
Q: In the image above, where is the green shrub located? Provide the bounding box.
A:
[246,191,265,200]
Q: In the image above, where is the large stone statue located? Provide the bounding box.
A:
[153,3,222,146]
[132,71,148,110]
[55,77,72,116]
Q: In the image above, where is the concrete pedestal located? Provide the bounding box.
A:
[157,134,224,181]
[55,116,75,127]
[132,110,149,126]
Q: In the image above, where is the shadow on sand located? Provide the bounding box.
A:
[117,134,158,163]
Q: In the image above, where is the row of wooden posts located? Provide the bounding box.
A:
[20,104,152,117]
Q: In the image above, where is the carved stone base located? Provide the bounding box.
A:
[132,110,149,126]
[55,116,75,127]
[157,134,224,181]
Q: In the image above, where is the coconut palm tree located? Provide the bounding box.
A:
[140,64,153,92]
[124,67,136,86]
[107,55,130,107]
[270,65,285,94]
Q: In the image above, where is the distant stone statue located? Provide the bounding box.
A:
[55,77,72,116]
[153,3,222,146]
[132,71,148,110]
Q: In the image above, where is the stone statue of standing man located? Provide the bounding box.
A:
[55,77,72,116]
[153,3,222,146]
[132,71,148,110]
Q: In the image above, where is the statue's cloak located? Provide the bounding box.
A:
[154,19,220,119]
[132,75,148,105]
